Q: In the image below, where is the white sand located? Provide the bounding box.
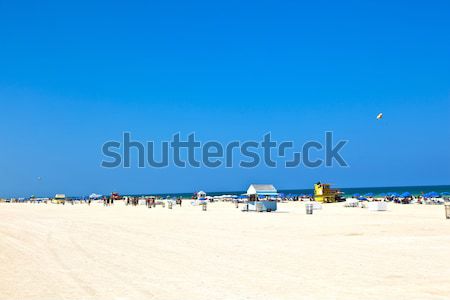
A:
[1,201,450,300]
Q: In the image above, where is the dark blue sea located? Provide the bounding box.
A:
[133,185,450,198]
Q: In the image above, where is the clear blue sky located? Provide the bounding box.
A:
[1,1,449,197]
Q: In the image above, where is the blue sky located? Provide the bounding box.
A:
[1,1,449,197]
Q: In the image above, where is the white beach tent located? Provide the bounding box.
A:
[197,191,206,199]
[89,193,102,199]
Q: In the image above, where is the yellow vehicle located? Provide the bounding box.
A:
[314,182,342,203]
[52,194,66,204]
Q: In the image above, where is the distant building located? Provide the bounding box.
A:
[245,184,278,212]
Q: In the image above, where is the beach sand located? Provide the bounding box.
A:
[1,201,450,300]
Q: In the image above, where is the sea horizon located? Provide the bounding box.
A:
[19,184,446,199]
[146,184,450,198]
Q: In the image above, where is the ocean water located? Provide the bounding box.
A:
[141,185,450,198]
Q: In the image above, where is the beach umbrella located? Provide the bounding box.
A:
[427,191,440,198]
[400,192,412,198]
[89,193,102,199]
[353,193,361,198]
[442,192,450,196]
[357,197,368,201]
[379,193,387,197]
[389,192,400,197]
[364,193,374,197]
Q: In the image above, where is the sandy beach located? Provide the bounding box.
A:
[1,201,450,300]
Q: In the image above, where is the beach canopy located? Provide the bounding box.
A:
[257,192,279,196]
[400,192,412,198]
[247,184,277,196]
[424,191,440,198]
[357,197,368,201]
[197,191,206,197]
[258,193,278,199]
[89,193,102,199]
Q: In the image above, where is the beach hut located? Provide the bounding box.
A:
[245,184,278,212]
[52,194,66,204]
[314,182,341,203]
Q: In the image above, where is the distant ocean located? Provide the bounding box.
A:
[133,185,450,198]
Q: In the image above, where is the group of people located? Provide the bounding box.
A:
[99,196,185,208]
[103,197,114,206]
[125,196,159,208]
[125,197,141,206]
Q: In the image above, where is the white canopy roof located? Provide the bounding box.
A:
[247,184,277,195]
